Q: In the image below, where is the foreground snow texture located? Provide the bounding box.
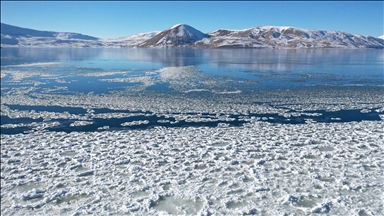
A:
[1,120,383,215]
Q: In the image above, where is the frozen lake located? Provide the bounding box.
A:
[1,48,383,215]
[1,48,383,134]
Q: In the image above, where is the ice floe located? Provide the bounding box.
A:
[69,121,94,127]
[10,62,62,67]
[121,120,150,126]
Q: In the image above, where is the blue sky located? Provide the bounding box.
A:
[1,1,383,38]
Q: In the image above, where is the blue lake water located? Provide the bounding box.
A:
[1,106,383,135]
[1,48,383,134]
[2,48,383,90]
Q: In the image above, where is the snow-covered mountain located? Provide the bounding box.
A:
[137,24,210,48]
[100,31,160,47]
[1,23,384,49]
[136,24,384,49]
[199,26,384,49]
[1,23,100,47]
[379,35,384,40]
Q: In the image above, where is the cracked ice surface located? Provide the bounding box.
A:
[1,121,383,215]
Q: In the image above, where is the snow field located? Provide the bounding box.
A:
[1,120,383,215]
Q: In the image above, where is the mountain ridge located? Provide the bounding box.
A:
[1,23,383,49]
[201,26,384,49]
[1,23,98,40]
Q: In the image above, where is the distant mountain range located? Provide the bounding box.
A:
[1,23,383,49]
[1,23,99,47]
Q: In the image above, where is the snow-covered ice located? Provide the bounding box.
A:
[1,120,383,215]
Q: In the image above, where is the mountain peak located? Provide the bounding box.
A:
[138,24,210,48]
[170,24,189,29]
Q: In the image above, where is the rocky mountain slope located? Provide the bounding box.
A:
[1,23,383,49]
